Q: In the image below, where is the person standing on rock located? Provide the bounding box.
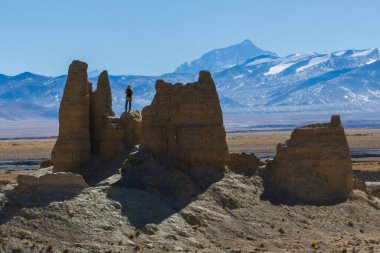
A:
[125,84,134,112]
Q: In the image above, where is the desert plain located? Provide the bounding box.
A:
[1,128,379,182]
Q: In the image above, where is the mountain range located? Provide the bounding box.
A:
[1,39,380,121]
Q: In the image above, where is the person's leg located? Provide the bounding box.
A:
[125,101,128,112]
[128,100,132,112]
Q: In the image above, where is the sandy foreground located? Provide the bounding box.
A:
[1,130,380,252]
[0,128,379,183]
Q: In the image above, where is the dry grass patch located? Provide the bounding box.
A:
[0,139,55,160]
[353,160,380,171]
[227,131,290,153]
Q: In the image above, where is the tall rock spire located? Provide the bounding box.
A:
[90,70,125,160]
[91,70,114,119]
[51,60,92,174]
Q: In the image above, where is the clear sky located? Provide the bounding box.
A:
[1,0,380,76]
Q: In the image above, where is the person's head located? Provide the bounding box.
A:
[127,84,131,89]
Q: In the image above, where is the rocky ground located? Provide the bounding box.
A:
[1,128,380,253]
[1,164,380,253]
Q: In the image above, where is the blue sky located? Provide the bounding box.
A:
[1,0,379,76]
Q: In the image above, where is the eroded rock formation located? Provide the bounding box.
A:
[120,110,142,146]
[17,173,88,193]
[52,60,92,174]
[91,71,125,160]
[141,71,229,168]
[365,182,380,198]
[93,116,126,160]
[52,61,141,175]
[228,152,261,176]
[263,115,353,203]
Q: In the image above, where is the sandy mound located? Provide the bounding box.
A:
[1,167,380,252]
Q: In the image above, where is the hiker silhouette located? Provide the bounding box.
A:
[125,84,133,112]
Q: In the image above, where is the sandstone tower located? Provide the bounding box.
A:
[52,61,141,175]
[51,61,92,174]
[90,70,125,160]
[264,115,353,203]
[141,71,229,168]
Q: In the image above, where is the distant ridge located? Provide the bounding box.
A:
[174,39,277,73]
[0,41,380,121]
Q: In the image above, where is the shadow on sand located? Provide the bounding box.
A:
[0,186,83,226]
[0,149,136,226]
[0,149,224,229]
[260,179,349,206]
[106,149,224,228]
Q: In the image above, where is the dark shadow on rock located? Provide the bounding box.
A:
[260,179,349,206]
[85,147,138,187]
[106,186,178,229]
[106,148,224,228]
[0,186,82,226]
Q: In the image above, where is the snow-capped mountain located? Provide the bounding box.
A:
[212,48,380,112]
[1,40,380,121]
[174,39,277,73]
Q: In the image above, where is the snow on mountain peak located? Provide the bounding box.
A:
[1,41,380,121]
[173,39,277,73]
[349,48,378,58]
[264,62,295,75]
[296,55,330,72]
[244,56,277,66]
[332,50,348,57]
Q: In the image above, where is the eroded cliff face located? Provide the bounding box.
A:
[52,61,141,175]
[51,60,92,174]
[120,110,142,147]
[227,152,261,177]
[264,115,353,203]
[51,62,353,206]
[141,71,229,168]
[90,71,125,160]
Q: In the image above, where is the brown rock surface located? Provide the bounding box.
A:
[51,60,92,174]
[2,171,380,252]
[51,62,143,171]
[16,172,88,193]
[365,182,380,198]
[228,152,260,176]
[90,71,125,159]
[141,71,229,168]
[95,116,125,160]
[264,115,353,203]
[120,110,142,146]
[39,159,53,169]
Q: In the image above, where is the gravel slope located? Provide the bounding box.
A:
[1,167,380,253]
